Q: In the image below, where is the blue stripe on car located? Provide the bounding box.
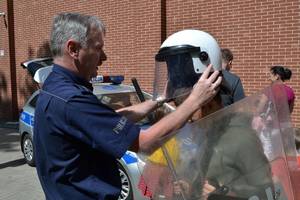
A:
[20,111,34,127]
[122,152,138,164]
[102,85,119,90]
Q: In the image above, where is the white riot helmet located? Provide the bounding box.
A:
[153,29,223,101]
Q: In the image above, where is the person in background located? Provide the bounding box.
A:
[221,48,233,71]
[33,13,221,200]
[252,65,295,138]
[221,48,245,106]
[251,66,296,200]
[269,65,295,113]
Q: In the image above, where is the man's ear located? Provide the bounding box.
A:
[66,40,80,58]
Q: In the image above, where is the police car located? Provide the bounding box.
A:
[19,58,174,200]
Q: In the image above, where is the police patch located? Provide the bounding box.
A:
[113,116,127,134]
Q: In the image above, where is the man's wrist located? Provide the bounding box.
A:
[155,97,166,108]
[185,95,202,111]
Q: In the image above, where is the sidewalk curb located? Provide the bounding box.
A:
[0,121,19,129]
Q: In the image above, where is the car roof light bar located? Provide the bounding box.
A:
[90,75,124,85]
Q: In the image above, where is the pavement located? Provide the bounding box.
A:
[0,123,44,200]
[0,121,299,200]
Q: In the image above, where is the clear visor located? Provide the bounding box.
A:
[153,52,200,102]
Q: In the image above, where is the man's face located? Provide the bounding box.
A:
[77,27,107,80]
[222,60,232,71]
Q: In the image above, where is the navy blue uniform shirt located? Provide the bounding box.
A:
[33,64,140,200]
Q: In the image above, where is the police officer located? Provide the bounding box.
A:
[33,13,222,200]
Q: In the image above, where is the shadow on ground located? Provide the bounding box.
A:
[0,126,20,152]
[0,158,26,169]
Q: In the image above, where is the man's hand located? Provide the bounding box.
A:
[251,116,265,132]
[136,65,222,152]
[173,180,191,196]
[188,65,222,109]
[202,181,216,199]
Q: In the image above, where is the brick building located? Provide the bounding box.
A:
[0,0,299,127]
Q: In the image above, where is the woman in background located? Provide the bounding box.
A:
[250,65,296,200]
[269,65,295,113]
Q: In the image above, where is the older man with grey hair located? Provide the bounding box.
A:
[33,13,221,200]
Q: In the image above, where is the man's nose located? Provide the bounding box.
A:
[100,51,107,61]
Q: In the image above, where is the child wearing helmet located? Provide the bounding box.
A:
[142,29,274,200]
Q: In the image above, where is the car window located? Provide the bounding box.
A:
[97,92,142,110]
[25,59,53,78]
[29,94,39,108]
[97,92,151,126]
[35,59,53,67]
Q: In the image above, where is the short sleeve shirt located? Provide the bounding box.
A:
[263,83,295,125]
[283,84,295,106]
[33,64,140,200]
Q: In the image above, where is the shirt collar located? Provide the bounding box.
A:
[52,64,93,91]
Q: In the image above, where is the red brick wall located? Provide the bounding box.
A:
[1,0,300,127]
[0,1,12,120]
[166,0,300,127]
[97,0,161,91]
[12,0,161,105]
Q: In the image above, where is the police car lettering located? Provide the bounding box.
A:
[113,116,127,134]
[20,111,33,127]
[30,115,34,126]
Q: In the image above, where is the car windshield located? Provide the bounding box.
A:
[35,59,53,67]
[96,91,151,126]
[97,92,142,110]
[30,90,151,127]
[24,58,53,78]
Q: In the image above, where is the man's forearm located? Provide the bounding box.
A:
[138,96,199,151]
[116,100,159,122]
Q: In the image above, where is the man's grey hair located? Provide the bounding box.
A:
[50,12,106,57]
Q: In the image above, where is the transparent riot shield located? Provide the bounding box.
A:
[137,83,299,200]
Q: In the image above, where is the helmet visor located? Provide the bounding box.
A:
[153,46,201,101]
